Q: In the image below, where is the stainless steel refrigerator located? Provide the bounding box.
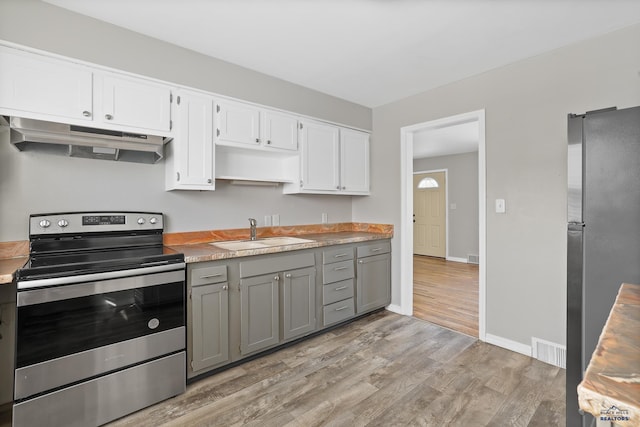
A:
[566,106,640,427]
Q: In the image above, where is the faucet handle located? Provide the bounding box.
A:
[248,218,257,226]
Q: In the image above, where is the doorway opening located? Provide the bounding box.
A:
[399,110,486,341]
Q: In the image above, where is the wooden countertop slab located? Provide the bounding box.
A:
[578,283,640,427]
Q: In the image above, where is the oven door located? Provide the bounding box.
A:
[14,264,185,401]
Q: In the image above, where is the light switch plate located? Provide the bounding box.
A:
[321,213,328,224]
[495,199,506,214]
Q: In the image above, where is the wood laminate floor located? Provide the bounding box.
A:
[413,255,479,337]
[103,311,564,427]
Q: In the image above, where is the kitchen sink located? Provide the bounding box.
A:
[211,236,314,250]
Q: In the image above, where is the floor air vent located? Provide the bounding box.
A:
[532,338,566,368]
[467,254,479,264]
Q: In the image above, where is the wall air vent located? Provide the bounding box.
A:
[467,254,479,264]
[532,337,566,369]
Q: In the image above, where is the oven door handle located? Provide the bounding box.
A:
[17,263,186,306]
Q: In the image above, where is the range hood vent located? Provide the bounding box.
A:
[5,116,169,164]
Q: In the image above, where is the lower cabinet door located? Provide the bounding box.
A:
[191,283,229,372]
[356,253,391,313]
[240,274,280,354]
[283,267,316,340]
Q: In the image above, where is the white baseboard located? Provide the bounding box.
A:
[485,333,532,357]
[386,304,409,315]
[446,256,467,263]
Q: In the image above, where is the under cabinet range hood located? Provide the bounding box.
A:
[4,116,168,164]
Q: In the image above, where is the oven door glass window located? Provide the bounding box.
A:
[16,281,184,369]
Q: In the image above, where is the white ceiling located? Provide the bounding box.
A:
[413,121,479,159]
[44,0,640,108]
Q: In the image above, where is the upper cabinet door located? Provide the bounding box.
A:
[262,110,298,151]
[171,90,214,190]
[100,73,172,132]
[215,100,260,146]
[0,48,93,122]
[300,120,340,191]
[340,129,370,193]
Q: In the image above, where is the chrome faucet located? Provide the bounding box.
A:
[248,218,257,241]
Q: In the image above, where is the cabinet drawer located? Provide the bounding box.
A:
[323,298,355,326]
[323,279,354,305]
[322,260,354,284]
[322,247,353,264]
[191,265,227,287]
[356,241,390,258]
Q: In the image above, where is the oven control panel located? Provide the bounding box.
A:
[29,212,164,235]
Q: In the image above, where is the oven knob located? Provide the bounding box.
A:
[149,217,158,225]
[39,219,51,228]
[57,219,69,228]
[137,217,146,225]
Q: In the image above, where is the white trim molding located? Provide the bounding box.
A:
[400,109,487,341]
[485,334,532,357]
[446,256,468,263]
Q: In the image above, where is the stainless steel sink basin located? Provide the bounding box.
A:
[211,236,314,251]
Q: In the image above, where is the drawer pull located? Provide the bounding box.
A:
[334,266,348,271]
[358,260,363,264]
[333,253,349,258]
[335,306,349,311]
[200,273,223,279]
[334,286,348,291]
[370,248,382,252]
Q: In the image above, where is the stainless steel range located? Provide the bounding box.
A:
[13,212,186,427]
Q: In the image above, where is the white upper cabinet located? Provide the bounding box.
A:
[215,99,260,147]
[0,47,173,136]
[284,120,370,195]
[215,99,298,151]
[166,89,215,191]
[98,73,172,133]
[299,120,340,191]
[0,47,93,122]
[262,110,298,151]
[340,128,370,194]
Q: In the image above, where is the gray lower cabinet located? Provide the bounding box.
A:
[356,242,391,313]
[188,264,229,374]
[322,246,355,326]
[240,273,280,354]
[239,251,316,355]
[282,266,316,340]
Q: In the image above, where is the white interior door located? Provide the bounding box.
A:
[413,172,446,257]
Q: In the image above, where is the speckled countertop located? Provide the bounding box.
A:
[0,223,393,284]
[577,283,640,427]
[168,231,392,263]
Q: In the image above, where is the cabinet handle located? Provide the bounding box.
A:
[342,186,346,190]
[333,253,349,258]
[334,266,348,271]
[267,140,271,145]
[336,186,340,190]
[82,110,91,117]
[222,285,228,290]
[358,260,364,264]
[105,114,113,120]
[274,275,280,281]
[200,273,223,279]
[335,306,349,311]
[285,273,292,278]
[207,179,212,184]
[256,138,260,143]
[371,248,382,252]
[334,286,348,291]
[176,172,181,182]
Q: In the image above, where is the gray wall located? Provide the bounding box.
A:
[414,152,479,261]
[0,0,372,242]
[355,23,640,347]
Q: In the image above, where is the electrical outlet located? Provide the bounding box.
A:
[495,199,506,214]
[321,213,328,224]
[264,215,272,226]
[272,214,280,226]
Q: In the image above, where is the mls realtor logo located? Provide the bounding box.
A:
[600,405,630,423]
